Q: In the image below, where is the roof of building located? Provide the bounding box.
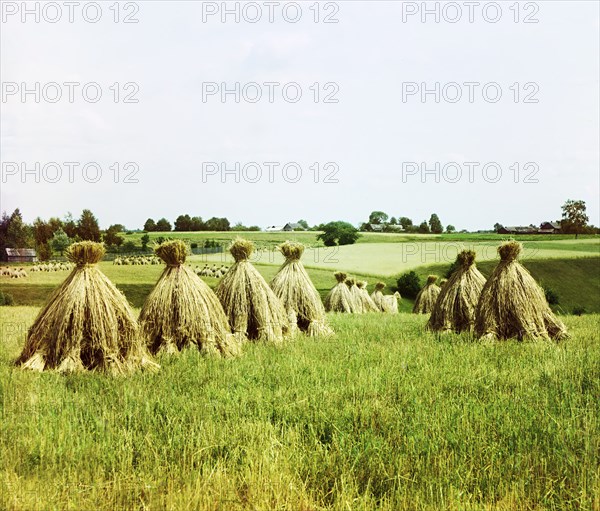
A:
[6,248,37,257]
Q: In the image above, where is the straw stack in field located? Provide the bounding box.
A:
[428,250,486,333]
[324,272,356,313]
[474,241,568,341]
[16,241,157,374]
[215,239,289,343]
[413,275,441,314]
[370,282,400,313]
[356,281,380,312]
[138,240,240,356]
[270,241,333,336]
[346,278,365,313]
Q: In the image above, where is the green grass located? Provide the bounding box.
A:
[0,308,598,510]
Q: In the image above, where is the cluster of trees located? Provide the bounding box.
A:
[361,211,455,234]
[144,215,234,232]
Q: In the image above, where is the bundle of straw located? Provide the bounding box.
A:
[139,240,240,356]
[428,250,486,333]
[346,278,365,313]
[324,272,356,313]
[370,282,399,313]
[356,281,380,312]
[475,241,568,341]
[17,241,157,374]
[215,239,289,343]
[270,241,333,336]
[412,275,441,314]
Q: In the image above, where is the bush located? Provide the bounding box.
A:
[0,292,15,306]
[190,242,198,249]
[572,306,587,316]
[543,286,560,305]
[396,271,421,299]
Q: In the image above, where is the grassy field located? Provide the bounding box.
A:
[1,309,598,511]
[1,237,598,509]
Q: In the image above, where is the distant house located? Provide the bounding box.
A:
[6,248,37,263]
[539,221,561,234]
[265,225,284,232]
[386,224,405,232]
[367,223,384,232]
[283,223,303,231]
[497,226,538,235]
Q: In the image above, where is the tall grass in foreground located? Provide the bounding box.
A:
[1,307,598,510]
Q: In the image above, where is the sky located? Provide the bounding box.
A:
[1,0,599,230]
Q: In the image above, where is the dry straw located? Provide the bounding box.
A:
[475,241,568,341]
[215,238,289,343]
[138,240,240,356]
[370,282,401,313]
[356,281,380,312]
[324,271,356,313]
[346,278,365,313]
[413,275,441,314]
[270,241,333,336]
[17,241,157,374]
[428,250,486,333]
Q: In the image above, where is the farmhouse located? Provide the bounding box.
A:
[498,222,561,235]
[539,222,561,234]
[265,223,306,232]
[6,248,37,263]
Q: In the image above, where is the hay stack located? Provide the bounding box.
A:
[346,278,365,313]
[139,240,240,356]
[270,241,333,336]
[475,241,568,341]
[370,282,399,313]
[428,250,486,333]
[324,272,356,313]
[215,239,289,343]
[412,275,441,314]
[16,241,157,374]
[356,281,380,312]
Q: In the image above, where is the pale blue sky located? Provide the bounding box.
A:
[1,1,598,230]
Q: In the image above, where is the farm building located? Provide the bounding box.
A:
[539,222,561,234]
[265,223,306,232]
[6,248,37,263]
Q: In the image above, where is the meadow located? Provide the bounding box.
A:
[0,234,599,510]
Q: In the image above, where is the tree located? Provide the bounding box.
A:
[446,224,456,234]
[396,271,421,299]
[63,212,78,239]
[297,219,309,229]
[399,217,413,230]
[389,217,397,225]
[429,213,443,234]
[190,216,204,231]
[144,218,157,232]
[77,209,101,241]
[174,214,192,232]
[141,234,150,251]
[155,218,172,232]
[5,208,32,248]
[104,225,124,247]
[51,228,72,255]
[369,211,389,225]
[205,217,230,231]
[493,223,504,233]
[561,200,589,238]
[418,221,430,234]
[317,221,361,246]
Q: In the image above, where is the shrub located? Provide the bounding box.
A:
[543,286,560,305]
[190,242,198,249]
[572,306,586,316]
[396,271,421,299]
[0,292,15,306]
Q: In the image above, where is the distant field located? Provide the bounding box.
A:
[194,239,600,277]
[122,230,599,247]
